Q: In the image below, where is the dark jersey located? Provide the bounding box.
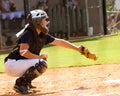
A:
[5,28,55,62]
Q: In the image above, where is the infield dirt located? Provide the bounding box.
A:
[0,64,120,96]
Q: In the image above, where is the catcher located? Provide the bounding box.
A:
[4,9,97,94]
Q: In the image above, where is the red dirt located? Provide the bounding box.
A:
[0,64,120,96]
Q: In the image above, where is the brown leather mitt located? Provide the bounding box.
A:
[79,45,97,60]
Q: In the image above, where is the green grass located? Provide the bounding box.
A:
[43,34,120,68]
[0,33,120,72]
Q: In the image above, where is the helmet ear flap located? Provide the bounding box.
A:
[32,18,41,26]
[27,13,41,26]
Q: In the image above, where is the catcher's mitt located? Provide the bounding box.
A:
[79,45,97,60]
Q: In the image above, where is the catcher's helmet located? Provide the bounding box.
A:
[27,9,49,34]
[30,9,48,19]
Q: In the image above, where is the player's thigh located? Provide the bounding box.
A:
[5,59,39,76]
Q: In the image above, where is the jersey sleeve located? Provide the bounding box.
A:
[17,30,33,45]
[45,34,55,44]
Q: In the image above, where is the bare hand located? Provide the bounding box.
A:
[40,53,48,60]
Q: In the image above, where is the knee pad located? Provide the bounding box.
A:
[35,59,47,75]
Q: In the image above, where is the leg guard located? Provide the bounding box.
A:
[35,59,47,75]
[15,59,47,86]
[14,59,47,94]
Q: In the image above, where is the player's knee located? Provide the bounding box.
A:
[35,59,47,75]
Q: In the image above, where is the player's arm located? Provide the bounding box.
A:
[50,38,80,52]
[50,38,97,60]
[19,43,47,59]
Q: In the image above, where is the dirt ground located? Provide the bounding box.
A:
[0,64,120,96]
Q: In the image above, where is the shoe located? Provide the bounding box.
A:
[13,85,33,94]
[28,83,36,89]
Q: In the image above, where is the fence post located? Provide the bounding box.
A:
[66,0,70,40]
[23,0,30,23]
[102,0,107,35]
[85,0,89,36]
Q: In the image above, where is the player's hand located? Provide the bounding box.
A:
[40,53,48,60]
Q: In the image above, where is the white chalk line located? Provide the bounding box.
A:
[104,79,120,84]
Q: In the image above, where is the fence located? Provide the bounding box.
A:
[0,6,85,50]
[48,5,85,38]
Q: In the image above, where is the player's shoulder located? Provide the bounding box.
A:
[23,28,34,36]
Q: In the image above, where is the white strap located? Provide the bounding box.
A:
[20,49,28,56]
[16,24,29,37]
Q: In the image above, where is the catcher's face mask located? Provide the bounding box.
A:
[40,17,50,29]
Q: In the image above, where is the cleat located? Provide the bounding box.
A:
[13,85,33,94]
[28,83,36,89]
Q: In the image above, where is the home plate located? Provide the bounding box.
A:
[104,79,120,84]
